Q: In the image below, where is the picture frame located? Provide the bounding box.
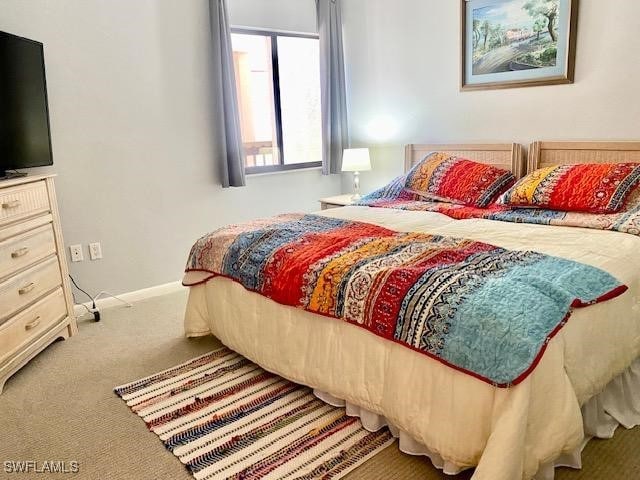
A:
[461,0,579,91]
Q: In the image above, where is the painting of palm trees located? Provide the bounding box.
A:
[462,0,578,90]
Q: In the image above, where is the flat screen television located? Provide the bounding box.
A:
[0,31,53,179]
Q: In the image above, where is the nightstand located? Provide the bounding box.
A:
[319,194,356,210]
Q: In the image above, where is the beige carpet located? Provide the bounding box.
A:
[0,291,638,480]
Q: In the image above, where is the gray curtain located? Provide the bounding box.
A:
[210,0,245,187]
[317,0,349,175]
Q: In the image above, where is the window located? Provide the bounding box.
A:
[231,29,322,173]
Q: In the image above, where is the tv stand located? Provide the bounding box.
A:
[0,171,28,181]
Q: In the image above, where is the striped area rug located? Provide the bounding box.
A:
[114,348,394,480]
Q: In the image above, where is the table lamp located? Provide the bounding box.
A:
[341,148,371,200]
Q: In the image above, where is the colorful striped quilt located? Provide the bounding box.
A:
[184,214,627,387]
[357,176,640,237]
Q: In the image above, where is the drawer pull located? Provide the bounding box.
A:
[18,282,35,295]
[11,247,30,258]
[2,199,21,209]
[25,316,41,331]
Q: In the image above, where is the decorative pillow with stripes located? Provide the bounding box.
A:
[499,163,640,214]
[356,174,419,203]
[405,152,515,208]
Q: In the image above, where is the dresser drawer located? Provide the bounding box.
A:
[0,225,56,281]
[0,181,50,227]
[0,288,67,364]
[0,256,62,321]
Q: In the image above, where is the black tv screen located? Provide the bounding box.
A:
[0,31,53,177]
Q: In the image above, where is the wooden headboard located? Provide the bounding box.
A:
[404,143,525,178]
[529,141,640,172]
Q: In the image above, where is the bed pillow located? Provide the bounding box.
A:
[404,152,515,208]
[356,174,420,204]
[499,163,640,214]
[357,175,406,202]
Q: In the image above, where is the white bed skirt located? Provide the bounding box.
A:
[314,357,640,480]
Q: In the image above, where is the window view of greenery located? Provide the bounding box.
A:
[231,31,322,172]
[472,0,560,75]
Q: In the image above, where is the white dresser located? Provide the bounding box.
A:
[0,174,77,393]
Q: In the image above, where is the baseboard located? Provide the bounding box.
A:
[73,280,184,316]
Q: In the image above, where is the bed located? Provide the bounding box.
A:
[183,141,640,480]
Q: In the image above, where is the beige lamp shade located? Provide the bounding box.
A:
[341,148,371,172]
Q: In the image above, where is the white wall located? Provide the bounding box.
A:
[0,0,339,296]
[229,0,317,33]
[341,0,640,192]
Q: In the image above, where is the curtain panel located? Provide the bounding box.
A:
[210,0,245,187]
[317,0,350,175]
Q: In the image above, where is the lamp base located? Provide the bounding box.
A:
[351,171,361,202]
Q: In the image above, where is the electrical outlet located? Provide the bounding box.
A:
[89,242,103,260]
[69,244,83,262]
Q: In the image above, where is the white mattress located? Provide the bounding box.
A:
[183,206,640,480]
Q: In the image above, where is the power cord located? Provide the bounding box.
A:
[69,274,101,321]
[68,275,132,322]
[71,291,93,316]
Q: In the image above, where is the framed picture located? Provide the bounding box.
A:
[461,0,579,91]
